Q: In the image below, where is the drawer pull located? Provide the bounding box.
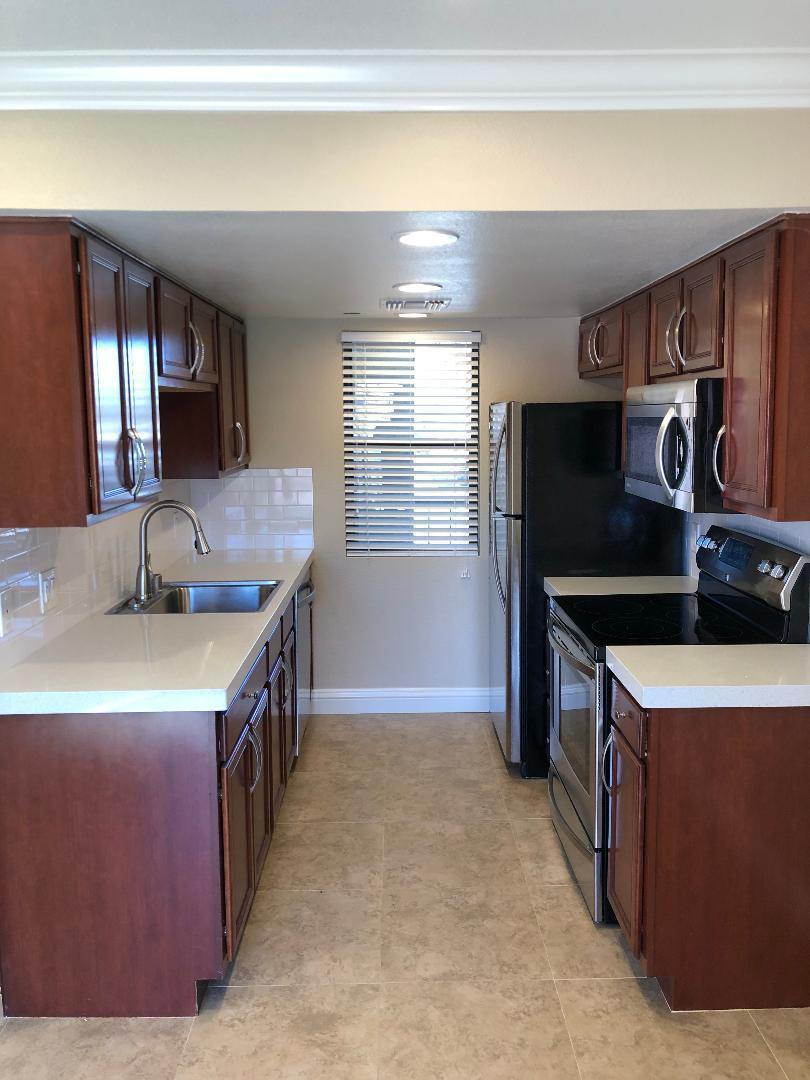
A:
[242,690,261,701]
[613,710,630,721]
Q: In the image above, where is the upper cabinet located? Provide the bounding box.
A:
[622,292,650,388]
[578,304,623,378]
[157,280,219,386]
[647,257,724,380]
[218,314,250,472]
[0,217,248,527]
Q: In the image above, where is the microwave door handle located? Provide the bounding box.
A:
[712,424,727,493]
[548,624,594,679]
[654,407,677,502]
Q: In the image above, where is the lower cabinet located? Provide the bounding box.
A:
[220,723,256,962]
[606,726,645,957]
[249,688,272,881]
[268,653,287,822]
[282,630,297,777]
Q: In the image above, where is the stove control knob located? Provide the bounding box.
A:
[769,564,787,580]
[757,560,774,574]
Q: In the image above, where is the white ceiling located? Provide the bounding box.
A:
[63,209,783,319]
[3,1,809,51]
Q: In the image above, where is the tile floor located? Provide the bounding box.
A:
[0,712,808,1078]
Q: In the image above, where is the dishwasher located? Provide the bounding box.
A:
[294,579,315,755]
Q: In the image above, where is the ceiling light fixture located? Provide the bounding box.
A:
[397,312,429,319]
[394,282,443,294]
[398,230,459,248]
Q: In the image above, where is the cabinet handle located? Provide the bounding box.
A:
[248,727,263,794]
[242,689,261,701]
[235,421,247,464]
[664,311,678,369]
[613,710,630,722]
[282,654,294,707]
[673,306,686,367]
[189,320,204,377]
[712,424,727,494]
[587,323,598,367]
[592,321,603,367]
[601,729,615,794]
[126,427,147,498]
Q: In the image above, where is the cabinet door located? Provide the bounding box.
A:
[680,255,724,374]
[81,236,132,515]
[231,321,250,467]
[122,258,161,501]
[157,278,193,381]
[216,313,239,471]
[220,725,255,961]
[593,304,623,373]
[190,296,218,385]
[283,634,297,778]
[649,276,682,379]
[268,656,286,822]
[578,316,598,376]
[622,292,650,389]
[606,728,646,957]
[249,690,272,881]
[722,229,778,510]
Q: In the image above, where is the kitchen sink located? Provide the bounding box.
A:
[109,580,281,615]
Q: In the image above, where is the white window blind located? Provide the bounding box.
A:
[342,331,481,556]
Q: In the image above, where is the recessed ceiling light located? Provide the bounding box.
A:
[394,282,443,294]
[398,230,459,248]
[398,312,429,319]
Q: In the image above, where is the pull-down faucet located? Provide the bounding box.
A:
[134,500,211,605]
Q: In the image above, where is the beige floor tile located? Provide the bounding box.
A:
[533,884,642,979]
[383,819,528,896]
[382,766,507,821]
[381,884,551,981]
[224,888,382,986]
[386,730,495,770]
[379,977,579,1080]
[752,1008,810,1079]
[0,1016,192,1080]
[511,816,574,888]
[278,767,388,823]
[261,821,384,891]
[176,984,379,1080]
[499,773,551,819]
[296,730,391,772]
[557,977,785,1080]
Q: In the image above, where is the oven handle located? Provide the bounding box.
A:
[654,406,677,501]
[548,770,593,858]
[548,623,595,679]
[600,729,615,794]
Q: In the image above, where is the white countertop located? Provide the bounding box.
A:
[544,575,697,598]
[0,548,313,715]
[607,644,810,709]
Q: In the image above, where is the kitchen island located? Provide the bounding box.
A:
[0,548,312,1018]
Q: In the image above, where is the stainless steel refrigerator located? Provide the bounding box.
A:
[488,400,685,776]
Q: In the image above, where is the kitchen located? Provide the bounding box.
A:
[2,5,810,1079]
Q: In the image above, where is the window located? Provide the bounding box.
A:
[342,331,481,556]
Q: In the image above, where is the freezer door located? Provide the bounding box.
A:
[489,513,522,764]
[489,401,522,517]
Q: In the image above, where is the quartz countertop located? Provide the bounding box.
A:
[0,548,313,715]
[544,575,697,598]
[606,644,810,709]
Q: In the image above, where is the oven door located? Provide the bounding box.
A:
[547,616,603,848]
[548,764,605,922]
[625,402,695,512]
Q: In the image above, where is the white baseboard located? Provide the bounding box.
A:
[311,687,490,714]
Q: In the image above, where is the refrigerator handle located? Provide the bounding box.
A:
[492,417,507,514]
[492,520,506,613]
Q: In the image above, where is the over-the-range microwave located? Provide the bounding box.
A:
[624,377,727,514]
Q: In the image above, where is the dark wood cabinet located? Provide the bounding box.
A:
[190,296,219,385]
[649,275,682,379]
[622,292,650,389]
[248,690,272,880]
[156,278,193,382]
[268,654,286,822]
[606,727,646,957]
[81,236,162,516]
[593,304,623,373]
[220,723,255,962]
[721,228,778,512]
[578,316,599,376]
[282,631,297,778]
[217,313,250,471]
[680,255,723,374]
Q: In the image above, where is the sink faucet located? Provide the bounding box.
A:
[134,500,212,605]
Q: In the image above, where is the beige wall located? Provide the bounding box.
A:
[247,316,619,691]
[2,110,810,212]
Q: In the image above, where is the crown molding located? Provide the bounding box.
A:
[0,49,809,111]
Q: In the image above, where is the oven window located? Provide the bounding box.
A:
[557,655,595,799]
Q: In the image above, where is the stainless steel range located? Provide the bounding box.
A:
[546,524,810,922]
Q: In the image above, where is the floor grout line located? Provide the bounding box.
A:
[748,1009,791,1080]
[171,1014,197,1080]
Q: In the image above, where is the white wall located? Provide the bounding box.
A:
[246,316,621,702]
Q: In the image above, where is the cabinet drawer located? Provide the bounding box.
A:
[219,645,268,760]
[610,679,647,758]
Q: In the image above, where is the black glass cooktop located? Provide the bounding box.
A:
[553,592,781,651]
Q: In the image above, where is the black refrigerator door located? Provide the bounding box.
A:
[519,401,685,776]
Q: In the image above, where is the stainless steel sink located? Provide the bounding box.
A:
[109,580,281,615]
